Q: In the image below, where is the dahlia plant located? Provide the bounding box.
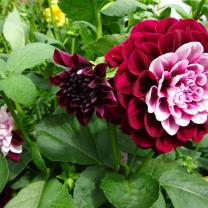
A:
[1,0,208,208]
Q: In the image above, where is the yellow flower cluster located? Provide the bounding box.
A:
[43,1,66,27]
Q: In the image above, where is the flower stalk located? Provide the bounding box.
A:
[108,122,120,171]
[193,0,206,20]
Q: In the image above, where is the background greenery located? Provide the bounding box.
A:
[1,0,208,208]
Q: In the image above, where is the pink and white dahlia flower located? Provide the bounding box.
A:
[0,106,23,161]
[104,18,208,152]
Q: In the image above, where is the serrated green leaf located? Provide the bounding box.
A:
[5,179,74,208]
[160,169,208,208]
[0,74,37,106]
[101,172,159,208]
[84,34,127,56]
[36,114,101,165]
[101,0,147,17]
[3,8,26,50]
[0,155,9,193]
[6,43,54,74]
[74,166,106,208]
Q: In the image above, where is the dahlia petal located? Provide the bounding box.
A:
[130,20,158,35]
[155,98,170,121]
[175,42,203,63]
[193,123,208,142]
[130,129,153,148]
[168,19,206,32]
[158,30,190,54]
[128,50,151,75]
[133,70,157,98]
[177,124,197,142]
[161,117,179,135]
[155,17,178,34]
[199,53,208,71]
[169,106,182,119]
[187,64,204,74]
[10,145,22,154]
[53,49,74,67]
[133,33,161,45]
[149,53,178,79]
[127,98,145,129]
[156,134,180,153]
[144,113,163,137]
[191,31,208,52]
[122,39,134,60]
[94,63,106,77]
[76,109,94,126]
[174,113,191,127]
[146,86,158,113]
[191,111,207,124]
[183,103,198,115]
[72,54,93,67]
[105,45,123,67]
[170,60,189,77]
[8,152,20,161]
[158,71,171,97]
[195,74,207,86]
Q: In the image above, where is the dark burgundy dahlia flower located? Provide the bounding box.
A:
[50,49,116,125]
[105,18,208,153]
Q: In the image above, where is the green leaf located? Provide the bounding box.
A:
[36,114,101,165]
[31,143,48,175]
[101,0,147,17]
[106,67,117,80]
[6,43,54,74]
[0,155,9,193]
[101,172,159,208]
[160,169,208,208]
[8,149,31,181]
[59,0,109,25]
[84,34,127,56]
[3,8,26,50]
[161,4,191,18]
[39,179,75,208]
[0,59,9,78]
[140,155,178,179]
[5,180,74,208]
[0,74,37,106]
[159,7,171,19]
[151,191,166,208]
[74,166,106,208]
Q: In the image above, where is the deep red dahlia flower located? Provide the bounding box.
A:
[51,49,116,125]
[105,18,208,152]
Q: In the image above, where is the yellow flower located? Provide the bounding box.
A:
[43,3,66,27]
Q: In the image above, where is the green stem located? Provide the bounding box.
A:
[1,92,32,146]
[193,0,206,19]
[108,122,120,171]
[71,37,76,54]
[96,12,103,39]
[48,0,61,41]
[136,150,153,174]
[128,147,138,176]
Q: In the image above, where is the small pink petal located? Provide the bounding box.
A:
[149,53,178,79]
[170,60,188,76]
[187,64,204,74]
[161,116,179,135]
[155,98,170,121]
[175,42,204,63]
[145,86,158,113]
[174,113,191,127]
[191,111,207,124]
[169,105,182,119]
[199,53,208,71]
[195,74,207,86]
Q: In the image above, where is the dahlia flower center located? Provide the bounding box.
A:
[145,42,208,136]
[62,70,98,111]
